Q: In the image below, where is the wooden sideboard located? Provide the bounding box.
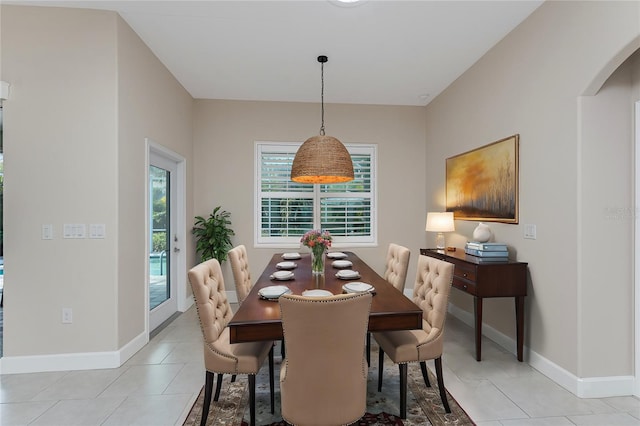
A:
[421,248,528,362]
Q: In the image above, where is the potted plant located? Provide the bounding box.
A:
[192,206,235,263]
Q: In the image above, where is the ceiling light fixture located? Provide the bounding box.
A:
[329,0,366,7]
[291,55,354,184]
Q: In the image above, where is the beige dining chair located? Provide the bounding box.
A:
[188,258,274,426]
[383,243,411,292]
[279,292,373,426]
[229,244,286,358]
[366,243,411,365]
[373,254,454,419]
[228,244,252,304]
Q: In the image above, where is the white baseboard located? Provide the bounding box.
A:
[0,331,148,374]
[447,304,636,398]
[227,290,239,304]
[574,375,636,398]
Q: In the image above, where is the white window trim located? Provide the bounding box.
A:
[254,141,377,249]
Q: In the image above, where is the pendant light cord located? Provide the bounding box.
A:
[320,60,325,136]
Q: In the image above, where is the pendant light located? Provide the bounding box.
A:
[291,55,354,184]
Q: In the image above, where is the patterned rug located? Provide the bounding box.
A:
[183,344,475,426]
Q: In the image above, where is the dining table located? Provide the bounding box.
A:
[228,251,423,344]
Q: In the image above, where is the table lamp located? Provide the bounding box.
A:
[425,212,455,250]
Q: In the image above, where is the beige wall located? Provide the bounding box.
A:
[425,0,639,381]
[2,6,120,355]
[579,54,637,378]
[192,100,428,287]
[0,6,193,361]
[116,16,194,346]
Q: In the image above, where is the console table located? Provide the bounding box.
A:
[421,248,528,362]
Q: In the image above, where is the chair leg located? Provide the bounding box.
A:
[214,372,224,401]
[420,361,432,387]
[231,375,237,382]
[377,347,385,392]
[280,339,286,358]
[269,346,275,414]
[201,371,214,426]
[399,363,407,419]
[366,332,371,366]
[249,374,256,426]
[435,357,451,413]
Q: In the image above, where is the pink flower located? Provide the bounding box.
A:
[301,229,333,249]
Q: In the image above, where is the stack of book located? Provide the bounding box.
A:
[464,242,509,262]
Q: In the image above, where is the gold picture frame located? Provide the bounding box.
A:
[446,134,519,223]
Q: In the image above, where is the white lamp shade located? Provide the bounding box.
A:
[425,212,455,232]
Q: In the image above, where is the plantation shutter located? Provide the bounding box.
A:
[320,153,373,240]
[256,142,376,247]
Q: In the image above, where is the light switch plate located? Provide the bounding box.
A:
[89,224,106,239]
[42,224,53,240]
[524,224,537,239]
[63,224,86,239]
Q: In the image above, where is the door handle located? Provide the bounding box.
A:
[174,247,181,253]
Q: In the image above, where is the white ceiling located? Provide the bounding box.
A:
[7,0,543,106]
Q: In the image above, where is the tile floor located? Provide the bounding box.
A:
[1,304,640,425]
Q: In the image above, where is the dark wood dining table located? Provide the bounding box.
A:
[228,251,423,344]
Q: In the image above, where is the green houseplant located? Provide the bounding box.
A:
[192,206,235,263]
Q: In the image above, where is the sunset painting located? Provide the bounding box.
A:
[446,135,519,223]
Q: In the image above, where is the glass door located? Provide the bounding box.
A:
[149,153,178,331]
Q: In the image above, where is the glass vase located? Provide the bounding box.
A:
[310,247,326,275]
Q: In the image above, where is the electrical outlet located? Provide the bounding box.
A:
[62,308,73,324]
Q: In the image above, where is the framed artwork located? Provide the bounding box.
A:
[446,134,519,223]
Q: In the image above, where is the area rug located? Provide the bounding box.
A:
[183,345,474,426]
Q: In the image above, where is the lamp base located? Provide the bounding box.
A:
[435,232,446,250]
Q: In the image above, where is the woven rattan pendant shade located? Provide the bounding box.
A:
[291,55,354,184]
[291,135,354,183]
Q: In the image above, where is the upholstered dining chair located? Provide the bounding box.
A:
[279,292,373,426]
[366,243,411,365]
[228,244,253,304]
[229,244,286,358]
[188,258,274,426]
[373,254,454,419]
[383,243,411,292]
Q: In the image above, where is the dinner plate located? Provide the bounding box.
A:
[302,289,333,297]
[282,252,302,260]
[258,285,292,299]
[343,282,374,293]
[276,261,297,269]
[335,270,360,279]
[271,270,294,280]
[326,252,348,259]
[332,260,353,268]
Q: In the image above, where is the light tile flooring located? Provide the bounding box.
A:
[2,305,640,425]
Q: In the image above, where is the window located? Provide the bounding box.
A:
[255,142,377,248]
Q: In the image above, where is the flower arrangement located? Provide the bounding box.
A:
[301,229,332,250]
[301,230,332,273]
